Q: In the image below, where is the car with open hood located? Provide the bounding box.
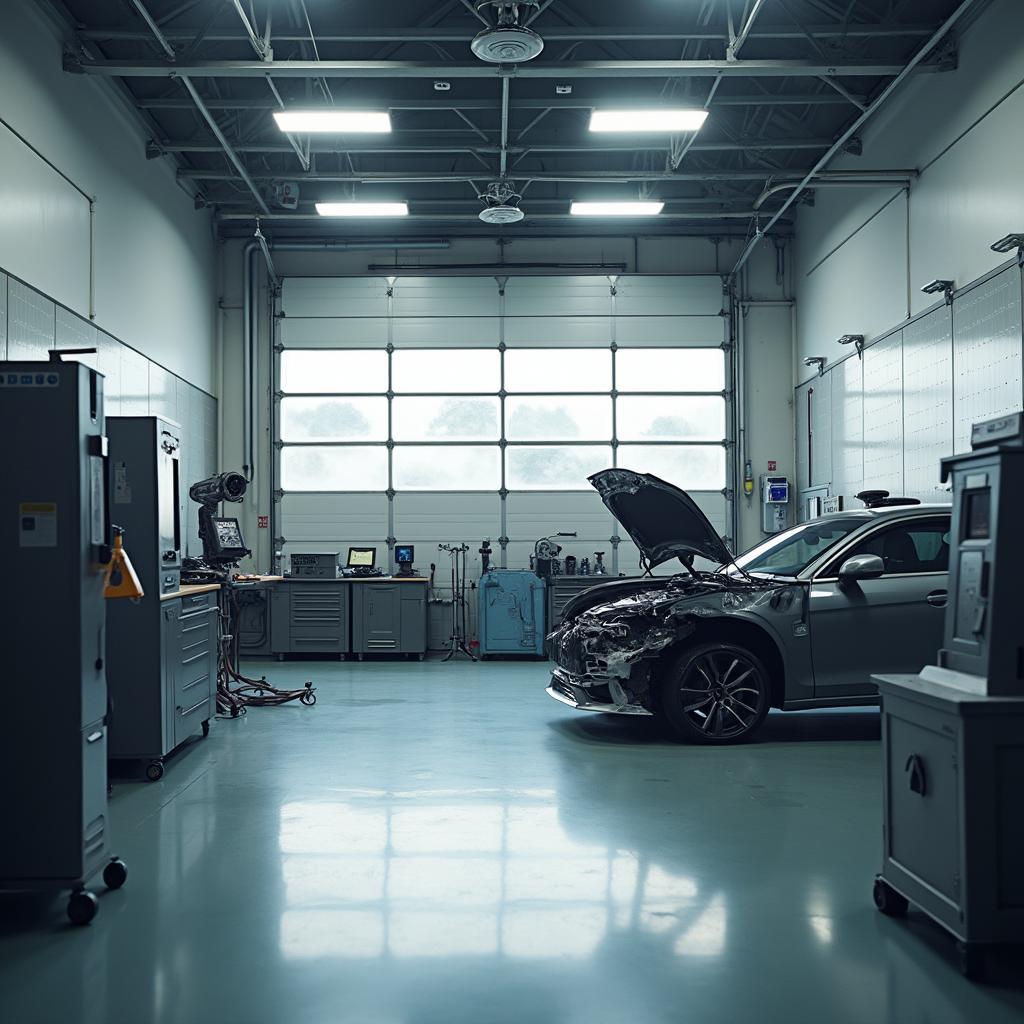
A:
[546,469,952,743]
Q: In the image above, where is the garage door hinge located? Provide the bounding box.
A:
[386,536,396,547]
[610,535,620,547]
[498,536,509,547]
[273,343,284,353]
[273,440,283,450]
[499,487,509,499]
[386,487,396,499]
[274,488,284,499]
[724,488,734,501]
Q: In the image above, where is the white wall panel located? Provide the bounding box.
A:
[392,317,500,346]
[282,277,389,317]
[952,267,1023,451]
[119,346,150,415]
[903,308,953,501]
[615,315,723,346]
[281,317,389,347]
[54,305,97,367]
[96,330,122,415]
[505,491,610,541]
[795,381,811,492]
[504,276,612,316]
[862,333,904,494]
[0,272,6,358]
[830,355,863,501]
[615,276,723,316]
[147,363,177,421]
[0,123,90,316]
[280,493,390,543]
[809,372,832,489]
[504,315,611,346]
[7,278,54,358]
[393,277,498,317]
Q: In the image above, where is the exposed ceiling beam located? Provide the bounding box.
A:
[134,92,869,111]
[76,24,943,43]
[67,57,910,79]
[155,139,832,154]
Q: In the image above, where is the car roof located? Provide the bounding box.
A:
[813,503,950,522]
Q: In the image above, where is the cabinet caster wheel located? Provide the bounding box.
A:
[358,654,364,662]
[145,760,164,782]
[103,858,128,890]
[67,890,98,926]
[201,719,210,738]
[873,877,909,917]
[957,941,985,981]
[300,690,316,706]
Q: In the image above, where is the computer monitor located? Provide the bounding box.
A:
[395,544,414,566]
[346,546,376,569]
[210,516,249,560]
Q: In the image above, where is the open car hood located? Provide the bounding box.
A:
[589,468,732,569]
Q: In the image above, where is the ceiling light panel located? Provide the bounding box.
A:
[570,202,665,217]
[589,109,709,133]
[274,110,392,133]
[316,202,409,217]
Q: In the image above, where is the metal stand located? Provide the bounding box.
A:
[439,543,476,662]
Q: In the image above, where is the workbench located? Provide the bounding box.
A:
[232,576,428,660]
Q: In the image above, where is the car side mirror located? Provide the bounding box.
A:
[838,554,885,585]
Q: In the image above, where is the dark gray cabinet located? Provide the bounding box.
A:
[351,581,428,658]
[109,587,217,779]
[271,581,349,657]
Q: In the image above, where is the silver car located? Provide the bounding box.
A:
[547,469,951,744]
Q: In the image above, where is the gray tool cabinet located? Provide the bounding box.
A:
[873,673,1024,978]
[109,586,218,781]
[271,580,350,658]
[350,580,428,659]
[547,575,607,630]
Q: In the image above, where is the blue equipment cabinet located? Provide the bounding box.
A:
[478,570,547,657]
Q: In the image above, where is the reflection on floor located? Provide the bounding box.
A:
[1,660,1022,1024]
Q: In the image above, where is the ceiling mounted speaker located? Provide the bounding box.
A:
[470,24,544,63]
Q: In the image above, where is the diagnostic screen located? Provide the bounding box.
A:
[768,482,789,503]
[964,489,991,540]
[214,517,245,549]
[347,547,376,568]
[395,544,414,564]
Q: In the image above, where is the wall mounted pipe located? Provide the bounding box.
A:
[270,239,451,250]
[752,174,915,210]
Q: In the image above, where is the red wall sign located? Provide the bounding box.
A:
[767,460,777,472]
[257,515,269,529]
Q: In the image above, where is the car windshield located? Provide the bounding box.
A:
[727,516,868,577]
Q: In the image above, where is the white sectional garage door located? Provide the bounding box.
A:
[274,274,732,575]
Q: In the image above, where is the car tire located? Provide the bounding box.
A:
[657,642,771,745]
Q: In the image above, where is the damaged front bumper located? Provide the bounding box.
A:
[546,668,653,716]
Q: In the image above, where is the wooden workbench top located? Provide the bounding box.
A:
[235,575,427,584]
[160,583,221,601]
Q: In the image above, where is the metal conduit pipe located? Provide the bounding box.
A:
[270,239,452,250]
[242,240,259,486]
[753,176,915,210]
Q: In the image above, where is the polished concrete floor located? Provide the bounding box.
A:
[1,660,1022,1024]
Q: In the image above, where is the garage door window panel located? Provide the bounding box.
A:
[281,446,388,491]
[505,349,612,393]
[616,396,725,442]
[280,350,388,394]
[392,397,500,441]
[505,396,612,441]
[393,446,501,490]
[392,350,500,394]
[281,397,388,441]
[615,349,725,393]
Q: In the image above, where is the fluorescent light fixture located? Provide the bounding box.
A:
[315,202,409,217]
[273,110,391,133]
[589,108,709,133]
[570,201,664,217]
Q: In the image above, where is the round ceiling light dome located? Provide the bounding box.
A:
[479,204,525,224]
[470,25,544,63]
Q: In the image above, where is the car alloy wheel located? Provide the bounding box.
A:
[660,642,770,744]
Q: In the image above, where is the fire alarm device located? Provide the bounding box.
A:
[257,515,269,529]
[768,460,777,472]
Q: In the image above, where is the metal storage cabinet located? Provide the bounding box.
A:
[351,581,428,658]
[234,581,275,657]
[0,360,116,918]
[479,570,547,656]
[271,580,349,658]
[110,588,217,780]
[873,674,1024,977]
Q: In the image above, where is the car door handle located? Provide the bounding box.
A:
[926,590,948,607]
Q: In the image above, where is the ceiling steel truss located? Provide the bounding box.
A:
[50,0,981,239]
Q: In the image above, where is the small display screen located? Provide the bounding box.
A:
[964,489,990,540]
[768,482,789,503]
[395,544,414,564]
[347,546,376,568]
[214,517,245,549]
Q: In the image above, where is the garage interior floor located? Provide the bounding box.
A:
[1,660,1022,1024]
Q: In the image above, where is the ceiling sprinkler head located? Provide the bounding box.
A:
[478,179,525,224]
[471,1,544,63]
